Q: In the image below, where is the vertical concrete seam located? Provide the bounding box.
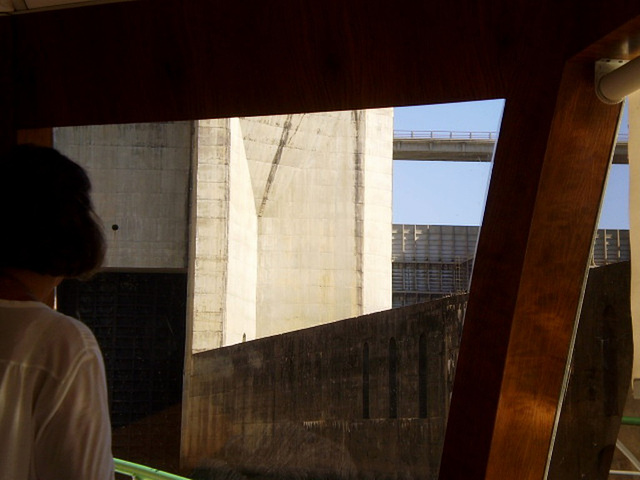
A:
[221,119,231,347]
[185,121,197,271]
[185,119,199,358]
[353,110,364,313]
[181,119,198,466]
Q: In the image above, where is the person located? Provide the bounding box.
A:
[0,145,114,479]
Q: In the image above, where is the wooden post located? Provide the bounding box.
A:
[439,59,622,479]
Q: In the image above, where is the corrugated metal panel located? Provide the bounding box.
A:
[392,225,629,308]
[391,225,479,307]
[391,225,479,262]
[591,229,630,266]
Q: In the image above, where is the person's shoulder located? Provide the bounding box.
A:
[40,306,99,352]
[17,303,102,379]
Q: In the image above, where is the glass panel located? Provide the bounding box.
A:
[7,89,631,480]
[46,102,500,479]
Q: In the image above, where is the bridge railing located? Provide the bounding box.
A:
[394,130,498,140]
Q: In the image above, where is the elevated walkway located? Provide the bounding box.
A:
[393,130,629,164]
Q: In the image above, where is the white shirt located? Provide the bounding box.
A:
[0,299,114,479]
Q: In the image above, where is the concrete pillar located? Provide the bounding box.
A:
[186,118,257,354]
[242,110,393,337]
[360,109,393,314]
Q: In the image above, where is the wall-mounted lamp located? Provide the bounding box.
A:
[595,57,640,104]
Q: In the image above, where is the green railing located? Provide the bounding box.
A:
[622,416,640,426]
[114,458,191,480]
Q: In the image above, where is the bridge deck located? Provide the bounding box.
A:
[393,134,629,164]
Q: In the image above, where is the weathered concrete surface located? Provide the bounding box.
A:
[186,111,393,350]
[548,262,632,479]
[247,110,393,339]
[55,122,192,269]
[55,109,393,353]
[182,263,631,480]
[361,111,394,317]
[182,296,468,478]
[186,118,258,352]
[55,112,396,476]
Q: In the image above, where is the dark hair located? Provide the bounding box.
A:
[0,144,106,278]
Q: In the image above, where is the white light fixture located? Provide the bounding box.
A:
[596,57,640,104]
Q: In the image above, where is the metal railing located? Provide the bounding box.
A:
[394,130,498,140]
[114,458,191,480]
[622,416,640,426]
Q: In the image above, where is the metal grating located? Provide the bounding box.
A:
[392,225,478,308]
[56,272,187,428]
[591,229,630,266]
[392,225,630,308]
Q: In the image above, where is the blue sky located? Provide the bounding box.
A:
[392,100,629,229]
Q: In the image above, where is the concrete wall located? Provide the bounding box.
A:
[186,118,259,354]
[548,262,632,478]
[246,110,393,338]
[360,110,394,315]
[55,123,192,269]
[181,264,631,480]
[182,295,467,479]
[227,119,259,345]
[55,110,393,351]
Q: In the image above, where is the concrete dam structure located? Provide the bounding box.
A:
[181,262,631,480]
[53,110,393,471]
[55,110,393,347]
[49,114,638,478]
